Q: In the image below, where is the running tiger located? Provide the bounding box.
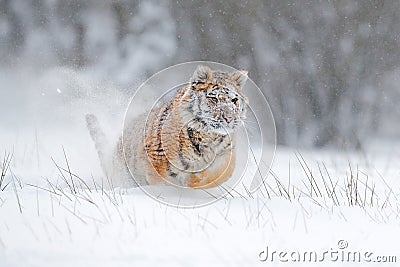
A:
[86,65,248,188]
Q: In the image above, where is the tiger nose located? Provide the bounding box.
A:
[224,115,233,123]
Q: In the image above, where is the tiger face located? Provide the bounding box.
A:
[179,65,248,135]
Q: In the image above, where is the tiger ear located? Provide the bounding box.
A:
[232,70,248,87]
[192,65,212,83]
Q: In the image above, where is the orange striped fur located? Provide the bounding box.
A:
[88,65,248,188]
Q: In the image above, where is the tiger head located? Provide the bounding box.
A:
[180,65,248,135]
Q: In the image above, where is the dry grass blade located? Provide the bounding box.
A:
[52,164,92,193]
[62,147,76,194]
[295,151,322,197]
[317,162,338,206]
[269,170,291,200]
[51,157,75,194]
[26,183,62,196]
[221,183,247,199]
[1,151,13,191]
[322,162,339,205]
[11,171,22,213]
[242,183,254,199]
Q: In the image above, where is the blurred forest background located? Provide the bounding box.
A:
[1,0,399,149]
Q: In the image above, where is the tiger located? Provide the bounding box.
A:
[86,65,248,189]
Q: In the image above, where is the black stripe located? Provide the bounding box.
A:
[187,98,193,114]
[217,135,225,145]
[197,95,202,116]
[178,132,190,170]
[187,127,201,155]
[223,140,232,150]
[156,105,171,151]
[194,116,208,127]
[168,166,178,177]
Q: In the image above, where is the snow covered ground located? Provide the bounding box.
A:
[0,144,399,267]
[2,1,400,265]
[0,65,399,266]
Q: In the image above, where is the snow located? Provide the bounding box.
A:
[1,1,400,265]
[0,62,399,266]
[0,146,399,267]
